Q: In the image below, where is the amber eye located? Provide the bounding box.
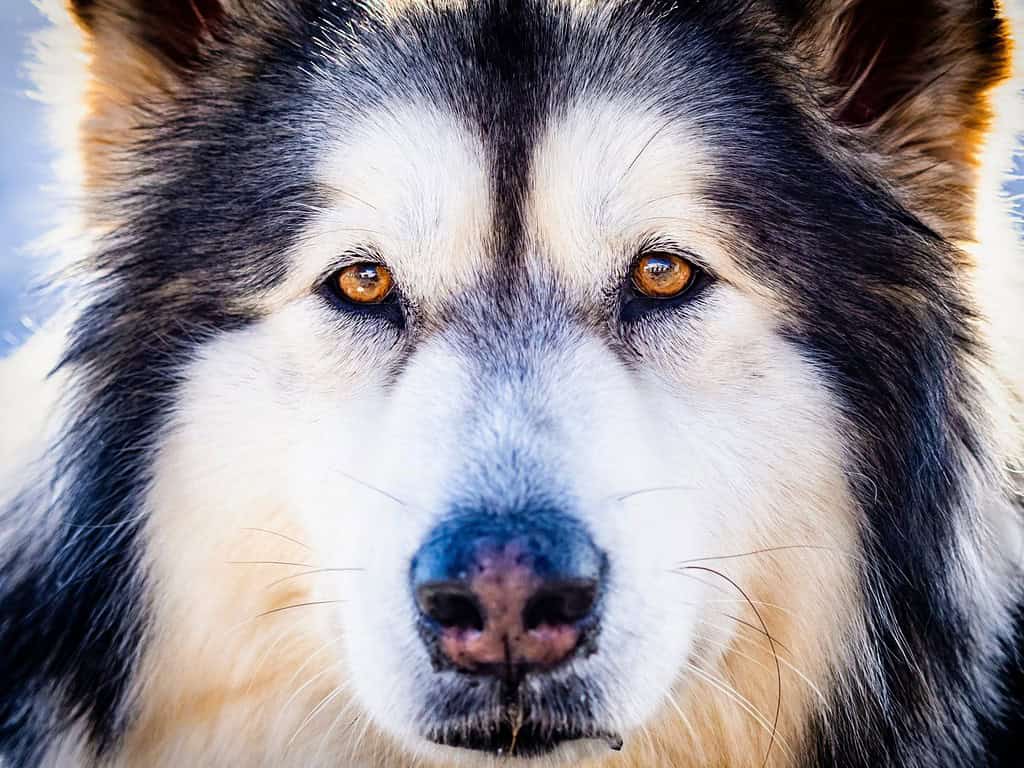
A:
[631,252,696,299]
[335,263,394,304]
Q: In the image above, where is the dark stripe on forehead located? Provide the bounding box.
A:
[356,0,748,292]
[459,1,551,264]
[379,0,560,282]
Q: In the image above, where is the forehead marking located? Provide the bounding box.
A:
[528,99,742,294]
[278,104,492,309]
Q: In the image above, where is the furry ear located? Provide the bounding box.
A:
[67,0,227,72]
[785,0,1014,238]
[57,0,239,201]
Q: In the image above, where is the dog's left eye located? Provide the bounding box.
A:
[322,261,405,327]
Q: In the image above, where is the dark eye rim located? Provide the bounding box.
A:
[621,249,712,323]
[320,262,406,328]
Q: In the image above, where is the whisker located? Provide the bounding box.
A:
[335,468,412,509]
[697,615,793,655]
[598,123,672,218]
[229,560,315,568]
[265,567,367,589]
[245,626,305,697]
[316,692,361,762]
[673,569,738,598]
[611,484,697,503]
[349,712,373,763]
[664,690,704,759]
[256,599,346,619]
[726,613,793,655]
[723,634,828,708]
[287,683,348,749]
[675,544,867,568]
[241,527,311,550]
[691,631,771,674]
[681,566,783,768]
[621,124,670,180]
[311,183,379,211]
[279,663,340,735]
[272,641,346,743]
[703,597,801,620]
[683,662,792,758]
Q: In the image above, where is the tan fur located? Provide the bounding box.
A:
[789,0,1017,243]
[113,421,858,767]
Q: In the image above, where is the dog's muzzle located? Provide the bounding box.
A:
[409,510,618,755]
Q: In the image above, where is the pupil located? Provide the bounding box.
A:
[645,256,675,280]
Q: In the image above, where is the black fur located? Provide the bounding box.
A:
[0,4,328,760]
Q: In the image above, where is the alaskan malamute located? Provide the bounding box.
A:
[2,0,1023,765]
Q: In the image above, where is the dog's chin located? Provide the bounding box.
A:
[415,674,622,763]
[425,714,623,759]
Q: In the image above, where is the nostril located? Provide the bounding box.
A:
[522,580,598,630]
[417,584,485,631]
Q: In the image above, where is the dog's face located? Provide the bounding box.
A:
[267,97,852,759]
[40,0,1015,765]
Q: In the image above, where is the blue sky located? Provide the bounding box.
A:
[0,5,1020,353]
[1,4,55,349]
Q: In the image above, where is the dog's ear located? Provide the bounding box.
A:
[785,0,1014,237]
[67,0,228,74]
[61,0,241,197]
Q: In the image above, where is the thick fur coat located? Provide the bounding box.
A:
[1,1,1023,766]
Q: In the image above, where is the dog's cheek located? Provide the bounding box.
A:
[125,307,420,761]
[288,334,482,746]
[555,300,864,756]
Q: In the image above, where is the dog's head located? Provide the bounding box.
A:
[35,0,1018,764]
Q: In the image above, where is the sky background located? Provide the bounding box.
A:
[0,4,1021,354]
[1,3,57,350]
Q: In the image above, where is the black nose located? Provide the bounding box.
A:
[411,513,605,676]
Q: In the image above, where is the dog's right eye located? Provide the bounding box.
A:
[322,262,405,328]
[332,263,394,304]
[631,252,697,299]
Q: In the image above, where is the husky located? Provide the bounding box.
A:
[1,0,1022,765]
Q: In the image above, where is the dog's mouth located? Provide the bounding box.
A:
[426,710,623,758]
[421,669,620,758]
[425,712,618,761]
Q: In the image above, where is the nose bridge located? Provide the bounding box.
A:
[408,281,610,677]
[447,277,582,490]
[451,269,579,379]
[412,507,603,584]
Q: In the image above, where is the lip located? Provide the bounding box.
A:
[426,710,622,758]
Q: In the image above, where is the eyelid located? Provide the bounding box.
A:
[625,239,713,281]
[314,249,386,290]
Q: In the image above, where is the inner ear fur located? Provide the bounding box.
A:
[62,0,238,201]
[68,0,227,71]
[786,0,1015,239]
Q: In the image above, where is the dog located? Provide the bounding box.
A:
[1,0,1022,765]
